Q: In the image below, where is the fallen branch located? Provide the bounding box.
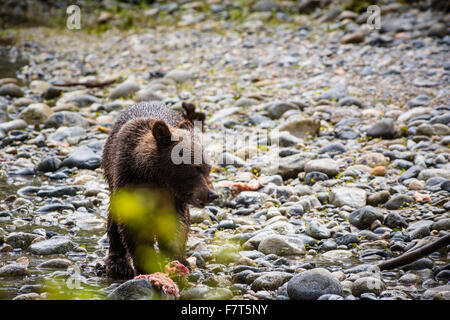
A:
[52,78,117,88]
[378,233,450,271]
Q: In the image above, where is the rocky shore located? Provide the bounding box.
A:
[0,0,449,300]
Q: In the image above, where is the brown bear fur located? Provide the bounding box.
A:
[101,101,217,279]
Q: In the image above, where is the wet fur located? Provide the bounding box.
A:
[101,101,211,279]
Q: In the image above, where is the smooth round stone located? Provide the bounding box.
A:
[257,235,305,256]
[317,294,344,300]
[425,177,449,191]
[418,169,450,181]
[107,279,163,300]
[352,277,386,297]
[287,268,343,300]
[338,96,363,107]
[304,171,329,185]
[408,179,424,190]
[5,232,40,249]
[334,234,360,246]
[322,240,338,251]
[37,258,73,269]
[36,204,75,213]
[392,159,414,170]
[399,273,420,285]
[360,292,378,300]
[35,156,61,173]
[12,293,41,300]
[265,221,295,235]
[306,220,331,239]
[42,86,64,99]
[409,225,430,240]
[367,191,390,206]
[422,285,450,300]
[399,165,422,183]
[165,69,193,83]
[0,263,30,277]
[48,126,86,143]
[275,118,320,138]
[17,186,40,197]
[259,175,283,186]
[44,111,90,129]
[180,285,232,300]
[304,159,340,177]
[268,102,298,119]
[18,103,53,125]
[28,237,76,255]
[337,129,359,140]
[357,152,389,168]
[233,191,262,207]
[318,142,347,156]
[0,83,24,97]
[109,81,140,99]
[348,206,384,230]
[218,219,236,230]
[384,194,413,210]
[365,118,396,139]
[408,94,430,108]
[330,187,367,208]
[282,205,304,216]
[322,249,353,260]
[60,146,101,170]
[431,218,450,231]
[8,167,35,176]
[402,258,434,271]
[37,187,77,198]
[384,212,408,229]
[371,166,386,176]
[250,271,293,291]
[435,270,450,281]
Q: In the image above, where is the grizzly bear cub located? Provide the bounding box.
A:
[101,101,218,279]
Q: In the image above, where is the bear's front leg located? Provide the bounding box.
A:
[157,221,190,269]
[121,232,159,276]
[105,220,135,279]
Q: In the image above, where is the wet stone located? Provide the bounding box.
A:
[36,203,75,213]
[6,232,40,249]
[384,195,413,210]
[60,146,101,170]
[0,263,30,277]
[37,187,77,198]
[287,268,343,300]
[28,237,76,255]
[106,279,163,300]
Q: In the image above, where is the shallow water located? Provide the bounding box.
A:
[0,174,114,300]
[0,46,28,79]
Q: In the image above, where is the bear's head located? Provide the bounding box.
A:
[146,119,218,208]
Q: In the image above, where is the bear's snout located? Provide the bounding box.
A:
[207,190,219,201]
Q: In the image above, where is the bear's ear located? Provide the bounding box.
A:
[178,120,193,130]
[152,120,171,146]
[182,102,196,120]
